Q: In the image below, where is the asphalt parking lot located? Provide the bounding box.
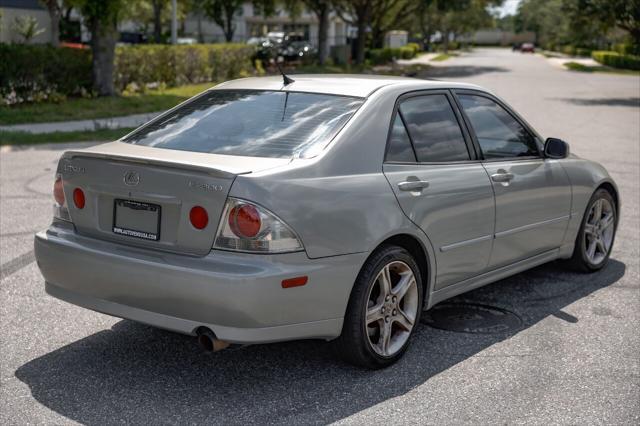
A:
[1,48,638,424]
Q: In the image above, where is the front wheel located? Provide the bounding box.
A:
[569,188,617,272]
[334,245,423,369]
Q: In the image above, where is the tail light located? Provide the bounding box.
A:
[53,174,71,221]
[213,198,303,253]
[73,188,85,209]
[189,206,209,229]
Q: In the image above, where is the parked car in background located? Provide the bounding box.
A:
[521,43,535,53]
[118,32,147,44]
[280,41,317,62]
[35,76,619,369]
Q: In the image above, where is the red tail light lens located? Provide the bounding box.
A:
[190,206,209,229]
[73,188,85,209]
[53,176,65,205]
[229,204,261,238]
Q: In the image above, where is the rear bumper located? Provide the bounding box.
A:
[34,223,367,343]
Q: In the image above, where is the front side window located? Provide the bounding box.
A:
[123,90,364,158]
[458,94,539,159]
[399,95,470,162]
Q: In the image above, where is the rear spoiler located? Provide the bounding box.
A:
[61,141,292,179]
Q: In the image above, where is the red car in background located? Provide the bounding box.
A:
[521,43,535,53]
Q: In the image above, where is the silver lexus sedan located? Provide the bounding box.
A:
[34,75,619,369]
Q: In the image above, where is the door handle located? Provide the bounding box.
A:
[491,172,514,183]
[398,180,430,191]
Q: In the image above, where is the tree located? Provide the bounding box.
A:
[334,0,373,64]
[71,0,127,96]
[187,0,208,42]
[40,0,61,46]
[302,0,331,64]
[151,0,169,42]
[369,0,417,48]
[12,16,45,43]
[203,0,243,42]
[578,0,640,51]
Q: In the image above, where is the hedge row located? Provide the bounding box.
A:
[368,46,417,65]
[1,43,256,105]
[559,45,592,57]
[115,43,256,91]
[0,44,92,105]
[591,50,640,70]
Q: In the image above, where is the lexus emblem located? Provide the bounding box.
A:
[123,171,140,186]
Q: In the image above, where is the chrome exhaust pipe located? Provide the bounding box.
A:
[197,328,230,352]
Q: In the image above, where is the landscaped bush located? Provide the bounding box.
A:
[559,45,592,57]
[0,44,92,105]
[613,43,638,56]
[368,46,417,65]
[1,43,256,105]
[406,42,421,54]
[115,43,256,91]
[591,50,640,70]
[575,48,592,57]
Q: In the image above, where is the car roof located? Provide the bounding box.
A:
[213,74,485,98]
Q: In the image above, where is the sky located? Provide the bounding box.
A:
[496,0,522,17]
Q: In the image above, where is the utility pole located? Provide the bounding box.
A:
[171,0,177,44]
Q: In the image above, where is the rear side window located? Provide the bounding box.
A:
[458,94,539,159]
[123,90,364,158]
[386,114,416,162]
[399,95,470,162]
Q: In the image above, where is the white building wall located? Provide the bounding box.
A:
[0,7,52,44]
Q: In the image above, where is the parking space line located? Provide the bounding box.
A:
[0,251,36,281]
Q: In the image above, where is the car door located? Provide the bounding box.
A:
[383,91,496,290]
[454,90,571,269]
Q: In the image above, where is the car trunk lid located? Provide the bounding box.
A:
[58,142,290,256]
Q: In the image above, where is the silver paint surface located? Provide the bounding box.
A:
[34,75,618,343]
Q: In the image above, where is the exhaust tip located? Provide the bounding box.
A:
[196,328,230,352]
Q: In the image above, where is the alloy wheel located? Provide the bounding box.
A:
[583,198,615,265]
[365,261,419,357]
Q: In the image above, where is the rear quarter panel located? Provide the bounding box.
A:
[228,86,432,260]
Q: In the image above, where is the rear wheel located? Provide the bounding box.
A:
[334,245,423,369]
[569,188,617,272]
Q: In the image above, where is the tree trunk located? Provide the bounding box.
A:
[197,13,203,43]
[224,5,235,42]
[153,1,163,43]
[317,3,329,65]
[354,2,372,65]
[355,19,367,64]
[91,21,117,96]
[47,4,60,47]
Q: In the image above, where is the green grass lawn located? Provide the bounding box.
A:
[431,53,459,62]
[0,83,213,126]
[564,61,640,75]
[0,127,135,146]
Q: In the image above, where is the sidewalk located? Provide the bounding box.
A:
[0,111,162,134]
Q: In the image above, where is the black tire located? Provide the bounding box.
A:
[334,245,423,369]
[568,188,617,272]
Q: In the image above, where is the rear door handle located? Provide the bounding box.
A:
[398,180,430,191]
[491,172,514,183]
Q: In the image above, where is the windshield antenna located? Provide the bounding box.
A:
[275,59,295,86]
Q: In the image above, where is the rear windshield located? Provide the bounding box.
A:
[123,90,364,158]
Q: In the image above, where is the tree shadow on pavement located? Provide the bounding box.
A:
[15,259,626,425]
[417,65,508,79]
[555,97,640,107]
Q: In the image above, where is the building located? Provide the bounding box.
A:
[0,0,52,44]
[458,29,536,46]
[182,3,348,48]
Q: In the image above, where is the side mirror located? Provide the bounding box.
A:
[544,137,570,159]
